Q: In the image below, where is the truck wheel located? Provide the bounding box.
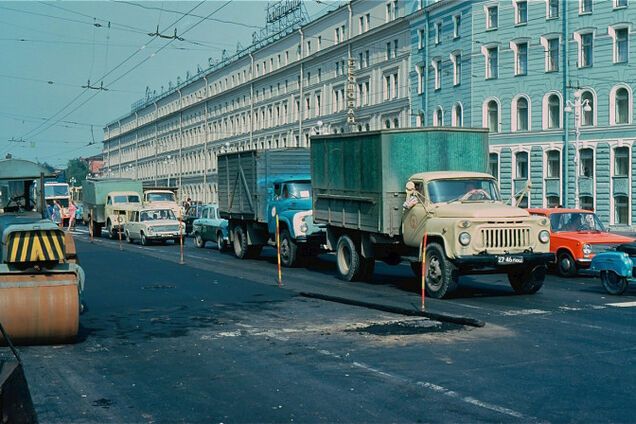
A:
[279,229,298,267]
[508,266,546,294]
[557,252,577,277]
[336,235,362,281]
[140,232,149,246]
[194,232,206,248]
[233,226,250,259]
[216,232,227,252]
[600,270,629,295]
[425,243,458,299]
[90,220,102,238]
[125,231,133,244]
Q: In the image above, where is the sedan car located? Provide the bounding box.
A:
[529,208,634,277]
[192,204,229,250]
[124,207,185,246]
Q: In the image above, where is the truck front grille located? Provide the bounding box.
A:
[480,227,531,249]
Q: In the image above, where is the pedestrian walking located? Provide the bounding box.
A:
[67,201,77,231]
[52,201,62,228]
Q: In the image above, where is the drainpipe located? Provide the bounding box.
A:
[153,102,158,185]
[298,28,304,147]
[134,112,139,180]
[117,120,122,176]
[424,9,429,126]
[178,89,183,192]
[203,75,209,202]
[561,0,569,207]
[249,53,255,149]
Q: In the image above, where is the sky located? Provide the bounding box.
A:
[0,0,333,168]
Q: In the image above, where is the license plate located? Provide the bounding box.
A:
[497,256,524,265]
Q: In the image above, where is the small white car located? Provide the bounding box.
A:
[124,208,185,246]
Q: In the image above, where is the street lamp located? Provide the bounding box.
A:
[163,155,175,187]
[564,90,592,209]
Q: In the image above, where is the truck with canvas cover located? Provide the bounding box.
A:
[82,178,143,238]
[0,158,85,345]
[218,149,324,266]
[311,128,554,298]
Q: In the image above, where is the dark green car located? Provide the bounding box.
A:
[192,204,229,251]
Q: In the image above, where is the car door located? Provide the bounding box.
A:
[198,207,210,241]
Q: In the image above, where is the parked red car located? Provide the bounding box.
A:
[529,208,634,277]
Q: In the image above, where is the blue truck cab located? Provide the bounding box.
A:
[266,178,322,242]
[591,243,636,295]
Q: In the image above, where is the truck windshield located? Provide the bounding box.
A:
[550,212,605,232]
[284,182,312,199]
[427,179,501,203]
[140,209,176,221]
[114,195,141,204]
[45,185,69,197]
[147,192,175,202]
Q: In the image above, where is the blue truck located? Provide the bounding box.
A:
[218,149,324,267]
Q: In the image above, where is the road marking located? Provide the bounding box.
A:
[558,306,582,311]
[606,301,636,308]
[501,309,549,316]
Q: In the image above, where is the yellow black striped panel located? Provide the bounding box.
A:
[6,230,66,263]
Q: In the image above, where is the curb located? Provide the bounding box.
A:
[299,292,485,328]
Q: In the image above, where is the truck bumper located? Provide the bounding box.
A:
[453,252,555,270]
[147,232,181,240]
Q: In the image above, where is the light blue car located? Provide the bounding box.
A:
[192,204,229,251]
[590,243,636,295]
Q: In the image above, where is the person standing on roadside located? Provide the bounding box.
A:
[52,201,62,228]
[67,201,77,231]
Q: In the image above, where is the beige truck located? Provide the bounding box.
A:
[83,179,143,238]
[311,129,554,298]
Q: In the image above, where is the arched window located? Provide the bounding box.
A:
[434,107,443,126]
[580,148,594,177]
[393,118,399,128]
[385,119,391,129]
[452,103,463,127]
[615,87,629,124]
[546,150,560,178]
[516,97,529,131]
[516,151,528,179]
[581,90,594,126]
[487,100,498,132]
[548,94,561,128]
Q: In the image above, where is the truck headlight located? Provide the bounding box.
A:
[539,230,550,244]
[147,227,154,234]
[300,223,308,233]
[583,243,592,256]
[458,232,471,246]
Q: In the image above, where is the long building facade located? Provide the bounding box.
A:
[104,0,636,229]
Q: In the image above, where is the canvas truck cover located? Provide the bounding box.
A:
[310,128,489,235]
[218,149,310,223]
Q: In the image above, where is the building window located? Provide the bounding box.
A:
[393,118,399,128]
[614,87,631,124]
[487,100,499,132]
[516,0,528,24]
[547,94,561,129]
[433,59,441,90]
[546,150,560,178]
[418,29,424,49]
[579,90,594,126]
[384,75,391,100]
[489,153,499,180]
[580,0,592,13]
[580,196,594,211]
[614,146,629,176]
[453,15,461,38]
[452,103,463,127]
[486,46,498,79]
[547,0,559,18]
[615,0,628,8]
[516,97,529,131]
[386,42,391,60]
[580,148,594,177]
[546,38,559,72]
[614,27,629,63]
[615,196,629,225]
[385,119,391,129]
[486,6,498,29]
[452,52,461,85]
[546,196,560,208]
[434,107,443,126]
[435,22,442,44]
[515,42,528,75]
[393,40,398,58]
[579,33,593,68]
[516,151,528,179]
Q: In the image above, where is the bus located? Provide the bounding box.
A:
[45,182,71,225]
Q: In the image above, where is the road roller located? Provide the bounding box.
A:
[0,158,85,345]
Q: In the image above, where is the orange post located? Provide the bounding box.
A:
[276,214,282,287]
[89,210,94,243]
[118,216,123,251]
[420,233,428,311]
[179,209,185,265]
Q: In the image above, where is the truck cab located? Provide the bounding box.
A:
[143,189,181,217]
[104,191,142,238]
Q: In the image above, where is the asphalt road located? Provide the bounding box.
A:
[12,227,636,423]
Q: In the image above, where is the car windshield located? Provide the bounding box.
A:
[147,192,175,202]
[140,209,176,222]
[550,212,605,232]
[427,178,501,203]
[45,185,69,197]
[283,182,312,199]
[114,195,141,204]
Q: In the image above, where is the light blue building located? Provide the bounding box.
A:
[410,0,636,229]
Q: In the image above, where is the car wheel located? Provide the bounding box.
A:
[106,220,115,239]
[600,270,629,295]
[194,232,205,248]
[424,243,459,299]
[508,266,546,295]
[141,232,149,246]
[125,231,133,244]
[216,232,226,251]
[557,251,578,277]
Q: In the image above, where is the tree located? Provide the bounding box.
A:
[66,158,89,186]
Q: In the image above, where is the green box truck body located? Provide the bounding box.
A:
[311,128,489,236]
